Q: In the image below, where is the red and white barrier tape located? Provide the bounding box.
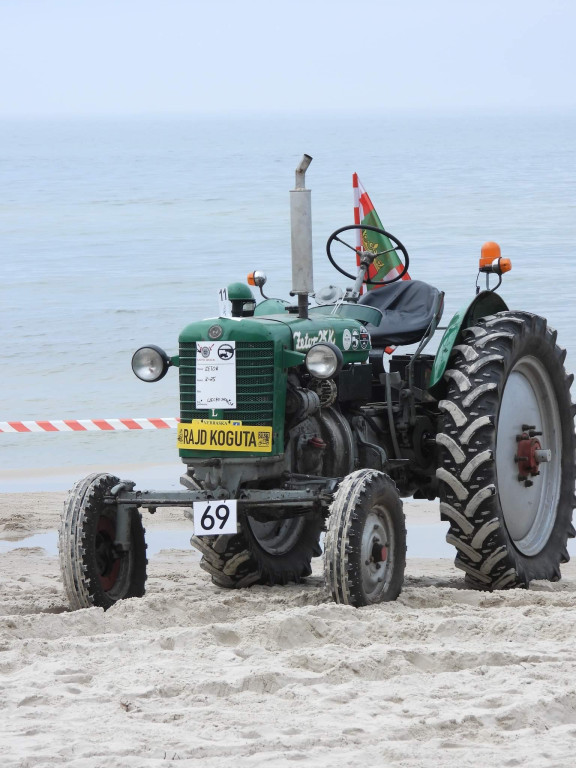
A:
[0,418,179,434]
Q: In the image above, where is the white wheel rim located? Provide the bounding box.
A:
[495,355,562,556]
[360,507,395,599]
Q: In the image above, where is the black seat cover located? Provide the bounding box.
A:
[358,280,442,347]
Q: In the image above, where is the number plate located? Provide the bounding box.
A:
[193,500,237,536]
[177,420,272,452]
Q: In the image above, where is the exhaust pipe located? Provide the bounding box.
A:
[290,154,313,319]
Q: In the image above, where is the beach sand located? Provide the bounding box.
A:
[1,492,576,767]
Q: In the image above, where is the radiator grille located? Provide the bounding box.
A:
[179,341,275,426]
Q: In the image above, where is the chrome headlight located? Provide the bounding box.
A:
[305,343,343,379]
[132,345,171,382]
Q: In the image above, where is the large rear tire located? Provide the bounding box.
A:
[242,513,324,585]
[436,311,576,589]
[190,514,323,588]
[59,473,147,610]
[324,469,406,607]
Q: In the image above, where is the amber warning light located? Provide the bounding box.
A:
[479,242,512,275]
[247,270,267,288]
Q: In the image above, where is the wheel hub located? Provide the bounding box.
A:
[515,425,552,486]
[96,516,121,591]
[361,510,392,596]
[367,541,388,566]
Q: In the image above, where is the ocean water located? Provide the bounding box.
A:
[2,112,576,491]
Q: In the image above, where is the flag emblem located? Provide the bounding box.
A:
[353,173,411,290]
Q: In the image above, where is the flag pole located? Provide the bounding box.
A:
[352,173,364,293]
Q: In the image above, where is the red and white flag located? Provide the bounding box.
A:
[353,173,410,290]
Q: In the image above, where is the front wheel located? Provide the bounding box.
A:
[324,469,406,607]
[436,311,576,589]
[59,473,147,610]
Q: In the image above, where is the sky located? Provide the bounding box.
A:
[1,0,575,117]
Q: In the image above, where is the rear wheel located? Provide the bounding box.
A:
[242,513,323,585]
[324,469,406,607]
[436,311,576,589]
[190,530,261,588]
[191,513,323,588]
[59,473,147,610]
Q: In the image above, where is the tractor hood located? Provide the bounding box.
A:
[179,311,371,366]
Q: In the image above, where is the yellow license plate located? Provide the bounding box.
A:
[177,420,272,452]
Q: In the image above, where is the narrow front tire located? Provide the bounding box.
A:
[59,473,147,610]
[324,469,406,607]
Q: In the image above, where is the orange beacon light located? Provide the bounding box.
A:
[247,270,267,287]
[479,242,512,275]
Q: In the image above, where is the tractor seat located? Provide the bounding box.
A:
[358,280,443,347]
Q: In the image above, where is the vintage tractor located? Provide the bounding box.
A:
[59,155,576,610]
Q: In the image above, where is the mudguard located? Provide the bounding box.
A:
[254,298,290,315]
[429,290,508,390]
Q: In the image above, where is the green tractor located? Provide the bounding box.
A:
[59,155,576,610]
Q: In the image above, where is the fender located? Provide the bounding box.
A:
[429,290,508,390]
[254,297,290,315]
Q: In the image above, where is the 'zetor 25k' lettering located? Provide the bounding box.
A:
[293,329,336,351]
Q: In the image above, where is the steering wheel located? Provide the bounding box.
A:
[326,224,410,285]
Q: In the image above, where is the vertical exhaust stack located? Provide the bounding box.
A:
[290,154,313,319]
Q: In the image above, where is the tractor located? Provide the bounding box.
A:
[59,154,576,609]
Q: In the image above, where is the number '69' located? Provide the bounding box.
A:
[200,504,230,530]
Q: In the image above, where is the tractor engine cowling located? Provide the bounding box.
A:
[176,312,371,485]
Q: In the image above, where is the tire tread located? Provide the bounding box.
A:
[437,311,576,590]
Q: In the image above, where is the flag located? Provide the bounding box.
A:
[353,173,410,290]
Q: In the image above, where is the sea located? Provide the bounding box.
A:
[2,112,576,492]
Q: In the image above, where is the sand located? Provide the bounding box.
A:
[1,492,576,768]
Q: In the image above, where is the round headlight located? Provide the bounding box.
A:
[305,343,343,379]
[132,345,171,382]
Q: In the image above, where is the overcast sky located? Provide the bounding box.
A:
[1,0,575,117]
